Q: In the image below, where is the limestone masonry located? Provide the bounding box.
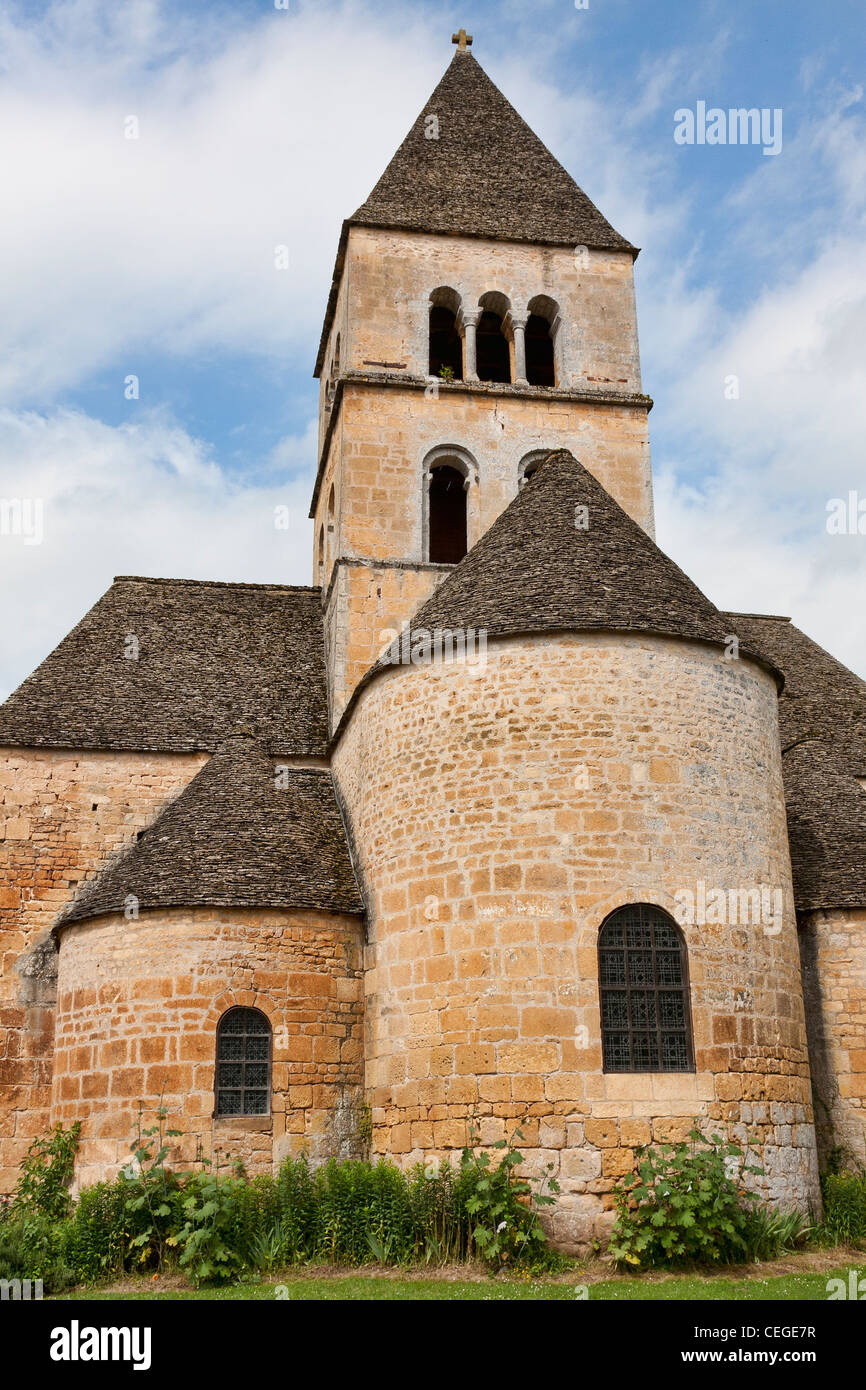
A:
[1,40,864,1250]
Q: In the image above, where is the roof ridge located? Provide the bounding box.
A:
[112,575,320,594]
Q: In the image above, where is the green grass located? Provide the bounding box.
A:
[57,1265,865,1301]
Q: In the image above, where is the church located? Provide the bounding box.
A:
[1,33,864,1251]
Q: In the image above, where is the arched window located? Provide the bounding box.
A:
[598,904,694,1073]
[429,308,463,379]
[525,315,555,386]
[215,1007,272,1116]
[429,288,463,380]
[518,451,549,489]
[476,299,511,383]
[526,296,560,388]
[428,463,467,563]
[317,524,325,583]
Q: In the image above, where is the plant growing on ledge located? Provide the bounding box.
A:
[438,365,455,382]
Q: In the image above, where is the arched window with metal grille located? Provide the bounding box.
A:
[215,1007,272,1116]
[598,904,694,1073]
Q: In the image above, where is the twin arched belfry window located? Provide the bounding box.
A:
[598,905,694,1073]
[427,289,558,387]
[215,1007,271,1116]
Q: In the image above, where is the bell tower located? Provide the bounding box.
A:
[311,35,654,725]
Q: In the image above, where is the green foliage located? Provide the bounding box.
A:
[438,365,455,382]
[820,1170,866,1245]
[3,1112,559,1287]
[173,1171,249,1284]
[460,1121,559,1271]
[739,1204,814,1262]
[609,1125,764,1268]
[119,1099,184,1271]
[13,1121,80,1221]
[61,1181,129,1281]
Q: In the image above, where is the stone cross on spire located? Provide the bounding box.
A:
[451,28,473,52]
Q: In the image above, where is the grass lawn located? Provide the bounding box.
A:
[59,1258,865,1301]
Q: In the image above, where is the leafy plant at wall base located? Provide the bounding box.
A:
[820,1170,866,1245]
[609,1125,764,1268]
[461,1121,559,1270]
[173,1172,248,1284]
[121,1099,183,1272]
[14,1121,81,1221]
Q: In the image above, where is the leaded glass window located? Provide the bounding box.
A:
[598,905,694,1073]
[215,1008,272,1116]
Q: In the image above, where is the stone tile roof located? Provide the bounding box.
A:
[0,577,329,757]
[720,613,866,773]
[57,737,363,926]
[780,739,866,912]
[352,51,635,252]
[394,449,771,664]
[315,51,635,375]
[721,613,866,910]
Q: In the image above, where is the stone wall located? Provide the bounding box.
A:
[323,558,451,725]
[340,228,644,397]
[0,747,207,1189]
[800,908,866,1165]
[333,633,820,1250]
[51,906,365,1188]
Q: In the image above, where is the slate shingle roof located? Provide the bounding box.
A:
[721,613,866,910]
[382,448,772,668]
[720,613,866,772]
[0,577,329,757]
[352,51,634,252]
[780,739,866,912]
[315,51,634,375]
[57,737,363,927]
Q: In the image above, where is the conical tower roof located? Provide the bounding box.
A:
[402,450,767,655]
[315,47,634,375]
[57,736,363,928]
[352,49,633,252]
[334,450,781,735]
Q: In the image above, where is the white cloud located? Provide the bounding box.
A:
[0,405,316,700]
[0,0,440,402]
[0,0,863,700]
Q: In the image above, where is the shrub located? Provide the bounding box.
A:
[0,1212,76,1293]
[460,1122,559,1270]
[1,1112,561,1286]
[609,1125,764,1268]
[13,1122,80,1221]
[61,1181,129,1281]
[820,1170,866,1245]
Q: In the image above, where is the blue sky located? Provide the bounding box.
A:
[0,0,864,695]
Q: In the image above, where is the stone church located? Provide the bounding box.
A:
[1,36,864,1249]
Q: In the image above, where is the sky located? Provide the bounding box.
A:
[0,0,864,698]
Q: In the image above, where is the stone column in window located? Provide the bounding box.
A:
[509,313,529,386]
[459,309,479,381]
